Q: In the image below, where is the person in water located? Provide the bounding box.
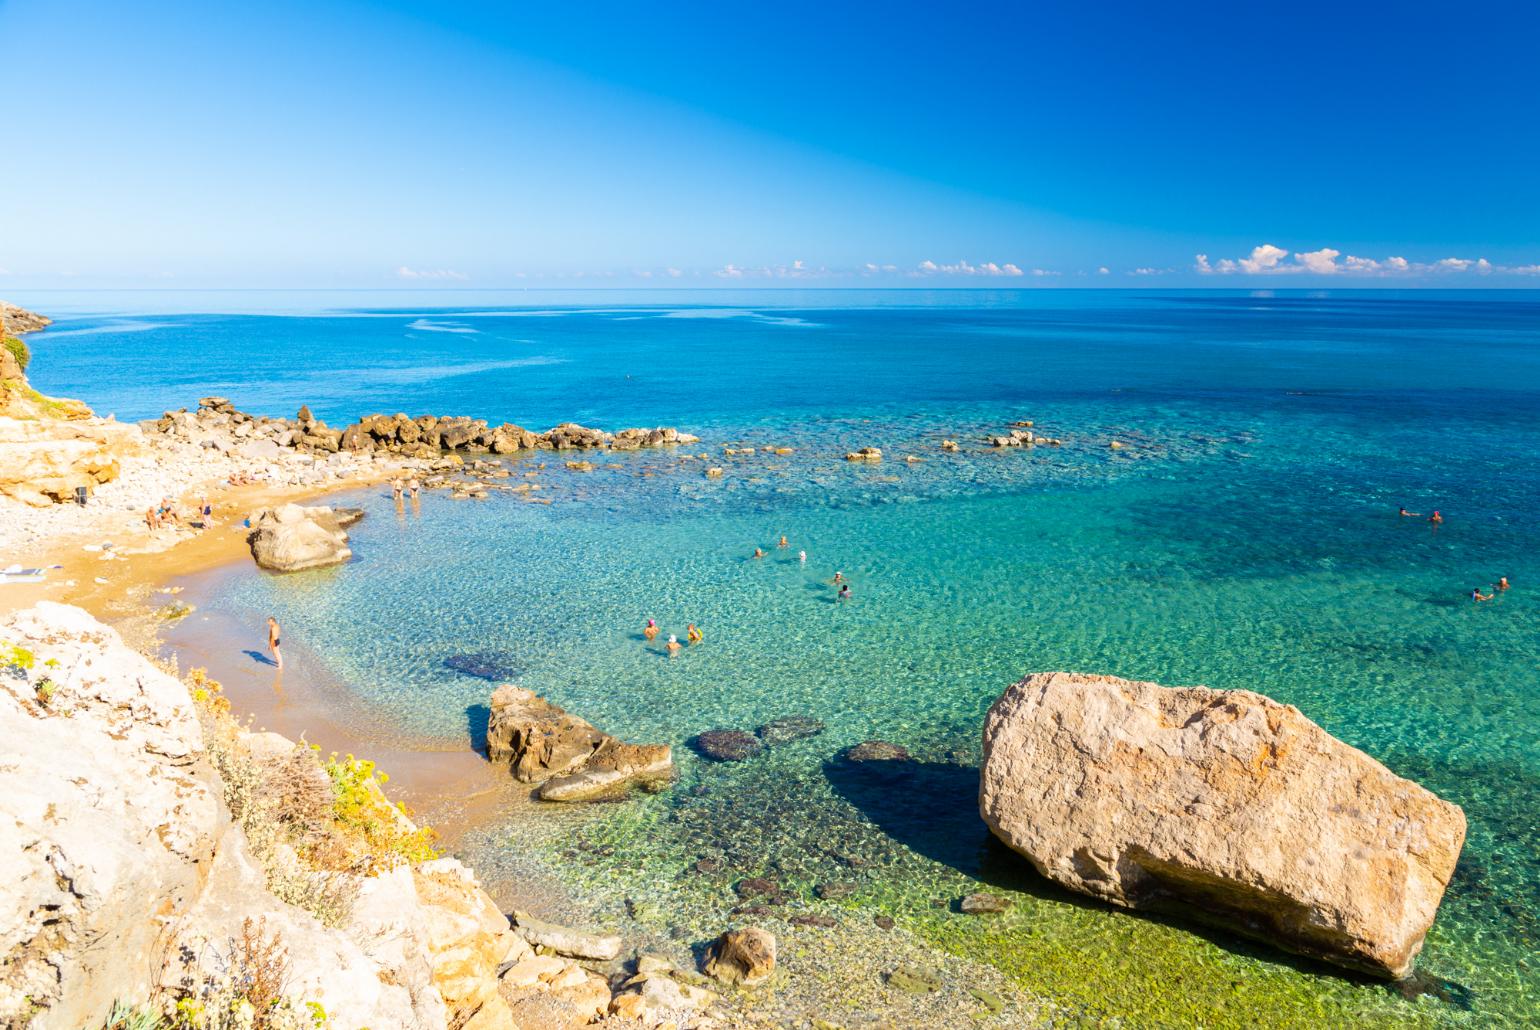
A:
[1398,506,1421,517]
[687,623,703,644]
[1497,576,1510,592]
[778,535,788,548]
[798,550,807,563]
[833,571,844,584]
[753,547,765,559]
[1429,510,1443,524]
[1472,587,1493,603]
[837,583,851,602]
[267,616,284,668]
[666,634,682,655]
[643,618,659,641]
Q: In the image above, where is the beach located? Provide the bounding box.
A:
[6,290,1538,1027]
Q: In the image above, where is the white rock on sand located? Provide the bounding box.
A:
[979,671,1466,979]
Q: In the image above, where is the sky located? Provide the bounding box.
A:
[1,0,1537,288]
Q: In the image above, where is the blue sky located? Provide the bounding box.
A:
[2,0,1537,287]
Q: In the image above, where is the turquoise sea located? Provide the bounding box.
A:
[19,289,1540,1026]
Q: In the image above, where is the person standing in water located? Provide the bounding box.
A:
[666,634,682,656]
[778,535,789,549]
[643,618,659,641]
[687,623,703,644]
[267,616,284,668]
[837,583,852,602]
[798,550,807,563]
[1429,510,1443,524]
[1497,576,1510,592]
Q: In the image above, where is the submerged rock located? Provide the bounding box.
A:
[444,652,520,681]
[692,728,764,762]
[841,740,912,763]
[979,671,1467,979]
[537,739,674,802]
[755,715,826,746]
[960,892,1011,915]
[703,926,776,986]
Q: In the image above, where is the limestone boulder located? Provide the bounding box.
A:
[978,672,1466,979]
[537,739,673,802]
[485,686,673,801]
[247,503,357,572]
[702,926,775,986]
[0,416,141,504]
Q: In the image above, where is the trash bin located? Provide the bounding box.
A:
[74,486,88,506]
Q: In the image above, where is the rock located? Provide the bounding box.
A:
[841,740,912,763]
[608,972,715,1023]
[1109,439,1125,449]
[691,729,764,762]
[1,300,51,335]
[844,447,882,461]
[296,404,314,422]
[485,686,605,782]
[537,739,674,802]
[486,686,672,802]
[887,965,942,994]
[755,715,826,746]
[941,439,959,451]
[789,914,837,928]
[0,416,141,504]
[444,652,521,681]
[814,881,855,901]
[704,466,724,478]
[734,877,779,898]
[979,671,1467,979]
[873,915,895,930]
[960,892,1011,915]
[246,503,355,572]
[511,911,622,960]
[702,926,775,986]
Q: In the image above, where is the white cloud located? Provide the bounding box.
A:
[1097,266,1110,275]
[714,264,745,279]
[913,259,1028,277]
[1513,264,1540,276]
[1130,267,1164,276]
[666,267,683,278]
[1240,244,1289,274]
[1436,257,1472,271]
[396,266,468,281]
[1386,256,1409,271]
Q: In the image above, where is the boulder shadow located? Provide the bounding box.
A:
[465,702,490,757]
[822,757,1432,992]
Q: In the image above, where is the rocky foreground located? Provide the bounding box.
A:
[0,602,759,1029]
[979,672,1466,979]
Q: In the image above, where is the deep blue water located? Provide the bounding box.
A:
[17,289,1540,1026]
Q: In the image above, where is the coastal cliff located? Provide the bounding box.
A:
[0,302,89,422]
[0,603,693,1029]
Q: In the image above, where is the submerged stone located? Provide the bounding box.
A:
[443,652,520,681]
[755,715,827,746]
[691,729,763,762]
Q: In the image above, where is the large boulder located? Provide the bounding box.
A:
[702,926,775,986]
[246,503,357,572]
[0,416,140,504]
[979,672,1466,979]
[485,686,672,801]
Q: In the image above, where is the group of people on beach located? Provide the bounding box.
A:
[145,496,213,532]
[1398,506,1512,603]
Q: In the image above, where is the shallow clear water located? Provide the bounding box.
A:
[21,289,1540,1026]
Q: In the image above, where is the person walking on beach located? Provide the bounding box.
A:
[267,616,284,668]
[644,618,659,641]
[199,496,214,528]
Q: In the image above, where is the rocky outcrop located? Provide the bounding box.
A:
[0,301,50,336]
[246,503,362,572]
[979,672,1466,979]
[485,685,672,801]
[150,397,699,462]
[0,415,144,505]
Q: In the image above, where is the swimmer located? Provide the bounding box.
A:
[753,547,765,559]
[837,583,851,602]
[778,535,788,548]
[833,571,844,584]
[1429,510,1443,524]
[1498,576,1510,592]
[798,550,807,563]
[687,623,703,644]
[1398,506,1420,517]
[666,634,682,655]
[643,618,659,641]
[1472,587,1493,603]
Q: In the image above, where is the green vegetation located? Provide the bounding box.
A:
[3,334,28,372]
[325,753,440,871]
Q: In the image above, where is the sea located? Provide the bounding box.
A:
[16,288,1540,1027]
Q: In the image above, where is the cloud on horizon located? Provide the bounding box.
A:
[912,259,1024,277]
[1195,245,1521,277]
[396,266,468,281]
